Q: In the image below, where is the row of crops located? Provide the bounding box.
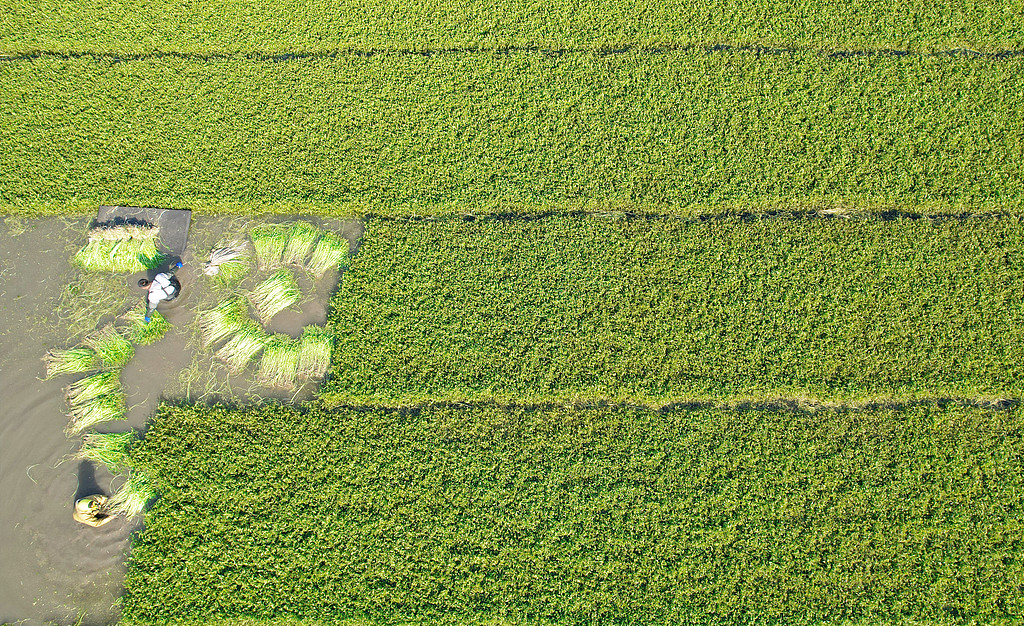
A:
[321,215,1024,406]
[1,51,1022,217]
[122,401,1024,624]
[2,0,1022,53]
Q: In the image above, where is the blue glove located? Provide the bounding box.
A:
[144,316,151,324]
[175,261,183,268]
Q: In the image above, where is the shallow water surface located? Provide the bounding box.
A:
[0,214,361,624]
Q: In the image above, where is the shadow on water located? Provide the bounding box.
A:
[0,214,362,625]
[73,462,104,502]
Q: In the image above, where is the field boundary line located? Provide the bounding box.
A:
[305,395,1021,415]
[373,208,1023,225]
[2,44,1024,64]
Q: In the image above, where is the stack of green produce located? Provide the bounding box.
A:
[215,327,271,373]
[250,225,290,271]
[281,221,320,266]
[296,325,333,380]
[307,232,349,279]
[256,334,300,389]
[72,224,165,273]
[248,268,301,323]
[46,314,171,434]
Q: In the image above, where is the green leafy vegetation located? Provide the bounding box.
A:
[120,307,171,345]
[205,244,252,289]
[108,472,156,520]
[122,401,1024,624]
[72,224,165,272]
[250,225,289,271]
[2,0,1022,54]
[323,215,1024,406]
[76,430,135,473]
[65,393,126,435]
[307,232,349,279]
[198,297,253,348]
[43,346,99,379]
[249,269,301,324]
[281,221,320,267]
[2,51,1022,218]
[296,326,332,381]
[64,371,121,406]
[83,324,135,368]
[256,335,300,390]
[214,328,271,373]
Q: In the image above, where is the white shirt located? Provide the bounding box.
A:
[148,272,177,307]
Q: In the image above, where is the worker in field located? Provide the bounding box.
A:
[73,494,114,527]
[139,261,184,322]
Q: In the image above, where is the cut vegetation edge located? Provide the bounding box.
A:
[3,45,1024,62]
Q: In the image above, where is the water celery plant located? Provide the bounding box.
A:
[107,473,155,520]
[84,325,135,368]
[44,346,99,379]
[120,307,171,345]
[215,327,270,373]
[72,224,165,273]
[256,334,300,389]
[204,243,251,288]
[297,326,333,380]
[76,431,135,473]
[307,231,349,279]
[282,221,321,267]
[198,297,252,347]
[248,269,301,323]
[66,394,126,435]
[65,371,121,406]
[250,224,289,271]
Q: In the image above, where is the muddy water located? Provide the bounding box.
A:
[0,215,362,624]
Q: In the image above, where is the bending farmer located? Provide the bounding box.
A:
[74,494,114,527]
[138,261,183,322]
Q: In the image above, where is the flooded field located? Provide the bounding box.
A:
[0,214,361,624]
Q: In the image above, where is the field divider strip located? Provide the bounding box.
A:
[2,44,1024,64]
[306,396,1021,416]
[374,208,1023,225]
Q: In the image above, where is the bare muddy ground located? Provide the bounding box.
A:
[0,214,361,624]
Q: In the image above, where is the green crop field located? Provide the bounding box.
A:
[1,51,1022,218]
[321,214,1024,407]
[123,401,1024,625]
[5,1,1024,623]
[2,0,1023,55]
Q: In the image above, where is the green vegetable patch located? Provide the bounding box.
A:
[122,401,1024,624]
[323,215,1024,406]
